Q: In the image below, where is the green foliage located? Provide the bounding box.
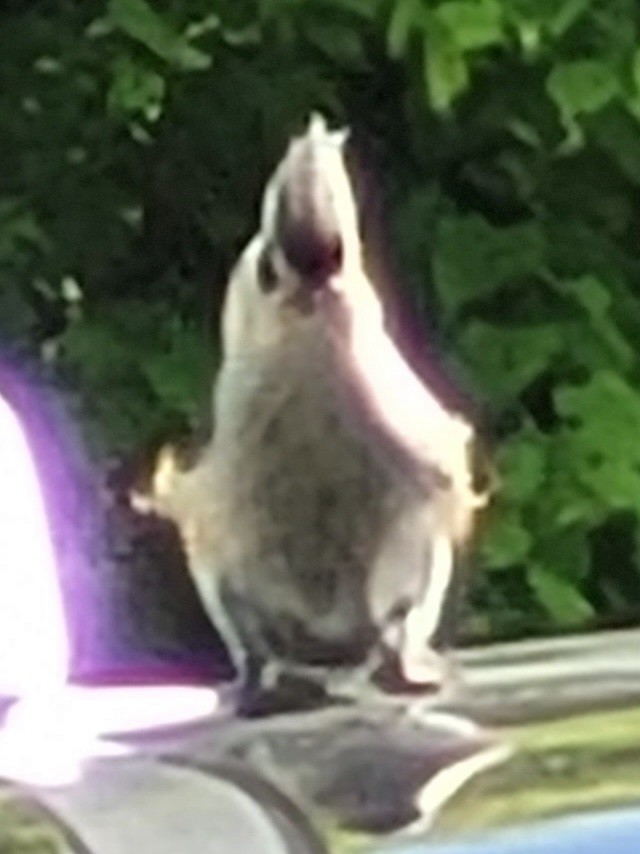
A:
[460,322,563,401]
[433,215,546,317]
[106,0,211,71]
[107,55,165,122]
[547,59,621,145]
[555,372,640,513]
[3,0,640,636]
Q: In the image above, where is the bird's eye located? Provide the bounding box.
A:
[257,245,278,293]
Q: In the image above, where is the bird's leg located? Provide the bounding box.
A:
[399,534,455,688]
[369,536,455,695]
[190,570,262,710]
[239,660,340,717]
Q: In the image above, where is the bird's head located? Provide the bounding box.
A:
[221,114,378,359]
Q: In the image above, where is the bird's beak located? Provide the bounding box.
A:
[265,114,351,287]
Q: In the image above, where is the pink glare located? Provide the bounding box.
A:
[0,391,219,787]
[0,393,68,696]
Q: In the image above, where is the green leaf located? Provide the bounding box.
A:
[505,0,591,38]
[140,323,208,417]
[547,60,620,122]
[529,563,594,623]
[546,0,592,36]
[0,199,47,260]
[387,0,422,58]
[482,509,533,569]
[302,21,367,67]
[555,372,640,513]
[434,0,504,52]
[561,323,630,375]
[566,275,609,318]
[539,438,604,529]
[458,322,563,400]
[534,524,590,577]
[589,105,640,186]
[581,463,640,513]
[562,275,633,371]
[556,372,640,464]
[498,434,547,503]
[107,0,211,71]
[622,48,640,122]
[184,15,221,41]
[433,215,546,315]
[528,524,593,624]
[107,55,165,121]
[59,317,132,384]
[423,26,469,112]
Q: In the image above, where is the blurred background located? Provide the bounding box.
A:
[2,0,640,648]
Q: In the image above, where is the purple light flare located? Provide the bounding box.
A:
[0,394,68,697]
[0,387,219,788]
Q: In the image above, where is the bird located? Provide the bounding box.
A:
[132,114,485,715]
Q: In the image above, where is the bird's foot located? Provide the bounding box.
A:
[371,644,455,697]
[236,668,346,718]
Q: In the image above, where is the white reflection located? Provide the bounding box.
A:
[0,393,68,696]
[0,391,218,788]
